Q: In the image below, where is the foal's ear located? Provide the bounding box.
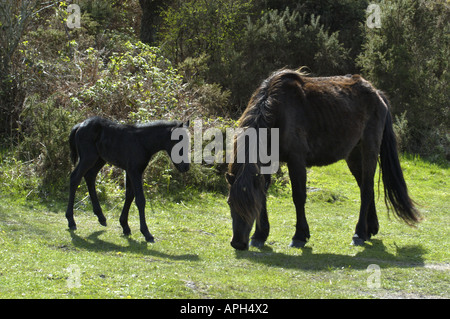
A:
[225,172,235,185]
[172,121,188,131]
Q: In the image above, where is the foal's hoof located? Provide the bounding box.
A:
[123,230,131,237]
[144,235,155,243]
[289,240,307,248]
[351,235,366,246]
[250,239,265,248]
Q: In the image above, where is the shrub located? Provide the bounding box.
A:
[77,41,184,122]
[357,0,449,157]
[225,8,351,110]
[17,94,83,189]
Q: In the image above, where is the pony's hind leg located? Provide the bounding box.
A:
[84,158,107,226]
[352,145,379,246]
[346,148,379,242]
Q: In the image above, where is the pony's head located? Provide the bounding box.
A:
[226,163,266,250]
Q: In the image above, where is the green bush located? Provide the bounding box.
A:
[227,8,351,109]
[10,7,232,197]
[357,0,449,157]
[17,94,82,189]
[160,4,352,112]
[77,41,183,122]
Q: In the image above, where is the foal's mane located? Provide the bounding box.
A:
[134,120,183,129]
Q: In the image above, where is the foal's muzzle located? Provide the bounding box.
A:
[176,163,190,173]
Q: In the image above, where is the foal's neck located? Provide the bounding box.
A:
[138,124,172,154]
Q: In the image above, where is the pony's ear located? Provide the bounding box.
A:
[225,172,235,185]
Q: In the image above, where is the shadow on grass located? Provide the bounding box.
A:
[68,230,200,262]
[235,239,427,270]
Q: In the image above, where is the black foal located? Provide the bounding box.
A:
[66,116,189,242]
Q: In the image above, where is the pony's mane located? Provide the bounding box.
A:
[230,69,304,173]
[237,69,304,131]
[228,69,305,224]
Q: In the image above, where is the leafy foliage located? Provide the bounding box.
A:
[357,0,449,157]
[226,8,351,108]
[0,0,448,195]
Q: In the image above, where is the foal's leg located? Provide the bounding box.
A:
[66,154,98,230]
[119,173,134,236]
[66,165,82,230]
[84,158,107,226]
[250,200,269,248]
[346,148,379,241]
[287,158,309,248]
[128,170,154,242]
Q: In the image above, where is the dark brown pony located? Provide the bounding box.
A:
[226,69,421,250]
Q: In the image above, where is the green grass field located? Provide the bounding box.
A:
[0,156,448,299]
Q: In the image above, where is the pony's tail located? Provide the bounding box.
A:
[69,123,80,165]
[379,109,422,226]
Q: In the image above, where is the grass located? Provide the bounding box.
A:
[0,155,448,299]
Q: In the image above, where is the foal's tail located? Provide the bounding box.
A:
[379,98,422,226]
[69,123,80,165]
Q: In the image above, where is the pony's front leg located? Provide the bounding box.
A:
[250,200,270,248]
[287,159,309,248]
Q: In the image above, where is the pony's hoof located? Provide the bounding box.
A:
[289,240,307,248]
[98,219,107,227]
[68,225,77,231]
[351,235,365,246]
[250,239,265,248]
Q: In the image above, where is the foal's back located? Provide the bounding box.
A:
[76,117,172,170]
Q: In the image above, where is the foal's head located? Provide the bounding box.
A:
[226,163,266,250]
[167,120,190,173]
